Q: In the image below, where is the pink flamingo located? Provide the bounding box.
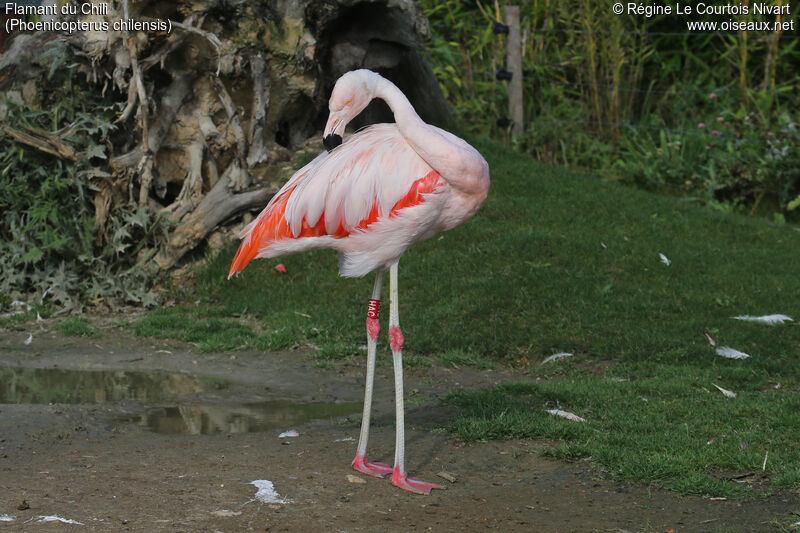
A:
[228,69,490,494]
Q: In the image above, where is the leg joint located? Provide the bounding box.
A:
[389,325,404,352]
[367,318,380,341]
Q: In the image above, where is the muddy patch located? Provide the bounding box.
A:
[0,324,798,532]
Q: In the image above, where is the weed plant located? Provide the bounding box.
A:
[0,41,163,310]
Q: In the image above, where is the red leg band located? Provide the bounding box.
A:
[366,299,381,340]
[367,298,380,319]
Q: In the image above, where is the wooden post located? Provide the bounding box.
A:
[504,6,523,138]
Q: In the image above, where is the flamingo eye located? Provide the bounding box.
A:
[345,99,352,107]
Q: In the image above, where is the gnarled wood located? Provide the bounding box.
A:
[0,124,77,161]
[210,74,248,189]
[152,162,273,272]
[246,54,270,167]
[109,72,192,171]
[2,0,451,280]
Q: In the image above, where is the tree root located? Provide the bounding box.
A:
[152,162,273,272]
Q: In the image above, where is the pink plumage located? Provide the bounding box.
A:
[229,69,489,494]
[228,123,475,278]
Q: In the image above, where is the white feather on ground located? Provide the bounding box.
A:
[541,352,574,364]
[250,480,291,504]
[545,409,586,422]
[733,314,793,325]
[716,346,751,360]
[712,383,737,398]
[659,253,671,266]
[36,516,84,525]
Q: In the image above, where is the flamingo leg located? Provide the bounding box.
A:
[387,261,442,495]
[352,269,392,478]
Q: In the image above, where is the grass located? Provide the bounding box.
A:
[129,305,300,353]
[130,136,799,497]
[194,138,800,365]
[56,317,99,338]
[447,372,800,497]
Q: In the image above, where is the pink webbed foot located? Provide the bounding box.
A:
[391,467,443,495]
[352,454,392,478]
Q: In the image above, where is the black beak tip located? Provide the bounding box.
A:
[323,134,342,152]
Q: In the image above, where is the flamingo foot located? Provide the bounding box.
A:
[352,454,392,478]
[391,467,443,495]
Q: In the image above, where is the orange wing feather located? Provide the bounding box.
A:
[228,170,440,278]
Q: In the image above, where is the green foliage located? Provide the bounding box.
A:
[614,96,800,211]
[417,0,800,214]
[57,317,99,337]
[420,0,503,125]
[0,41,161,310]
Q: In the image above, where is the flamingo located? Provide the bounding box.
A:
[228,69,490,494]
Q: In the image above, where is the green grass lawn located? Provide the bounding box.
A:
[132,136,799,497]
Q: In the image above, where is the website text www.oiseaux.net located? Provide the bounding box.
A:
[615,3,796,32]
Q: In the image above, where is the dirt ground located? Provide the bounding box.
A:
[1,321,798,532]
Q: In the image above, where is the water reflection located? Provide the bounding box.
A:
[0,366,222,404]
[0,365,360,436]
[132,400,361,435]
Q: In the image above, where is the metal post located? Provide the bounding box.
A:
[504,6,523,138]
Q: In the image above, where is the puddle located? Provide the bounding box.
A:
[128,400,361,435]
[0,366,224,404]
[0,365,360,436]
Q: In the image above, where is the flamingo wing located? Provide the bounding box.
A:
[228,124,440,278]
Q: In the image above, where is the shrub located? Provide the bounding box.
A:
[0,41,162,311]
[613,91,800,211]
[417,0,800,216]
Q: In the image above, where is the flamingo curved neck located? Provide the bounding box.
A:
[374,77,423,134]
[371,75,488,200]
[373,77,447,170]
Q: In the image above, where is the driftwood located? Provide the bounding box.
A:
[210,75,248,186]
[109,72,192,171]
[1,0,452,276]
[152,163,272,271]
[246,54,270,167]
[0,124,77,160]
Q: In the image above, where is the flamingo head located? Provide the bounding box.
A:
[323,69,380,152]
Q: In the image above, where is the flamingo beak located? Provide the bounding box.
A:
[323,113,344,152]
